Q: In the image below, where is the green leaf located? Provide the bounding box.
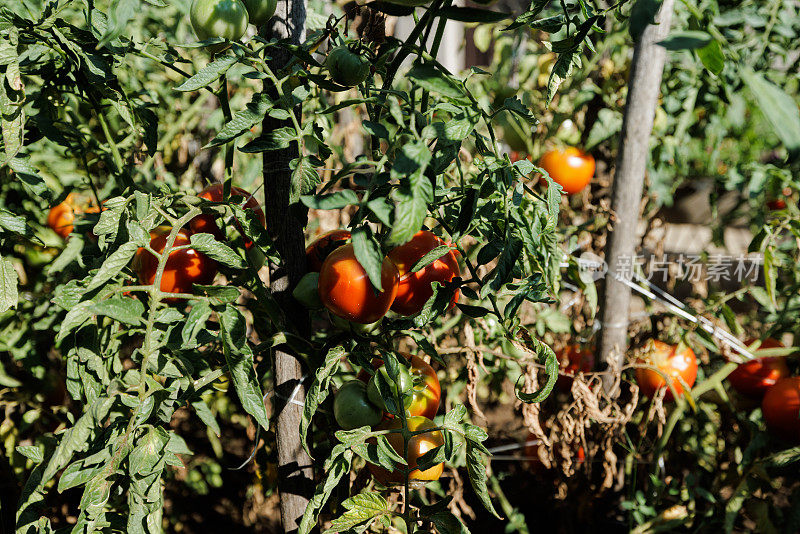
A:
[300,346,343,457]
[98,0,140,47]
[86,241,140,291]
[504,0,550,31]
[207,93,273,148]
[514,334,558,403]
[16,445,44,464]
[741,69,800,160]
[629,0,662,41]
[89,297,145,326]
[300,190,359,210]
[189,232,246,269]
[298,445,353,534]
[437,7,509,23]
[327,492,390,533]
[8,157,52,202]
[696,39,724,75]
[352,227,385,291]
[546,49,581,106]
[658,30,712,50]
[407,63,464,98]
[0,254,18,313]
[219,305,270,431]
[192,399,221,437]
[239,127,297,152]
[176,55,239,92]
[464,426,500,518]
[481,235,522,298]
[193,284,241,304]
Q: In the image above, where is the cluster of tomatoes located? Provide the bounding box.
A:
[335,354,444,486]
[305,229,461,325]
[304,229,460,485]
[509,146,596,196]
[189,0,277,45]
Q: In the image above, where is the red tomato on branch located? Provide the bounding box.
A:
[635,340,697,402]
[387,230,460,316]
[728,338,791,399]
[306,229,351,272]
[190,184,265,248]
[556,345,595,392]
[762,377,800,444]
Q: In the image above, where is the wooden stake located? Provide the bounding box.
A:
[598,0,675,392]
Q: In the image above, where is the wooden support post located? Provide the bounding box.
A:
[598,0,675,392]
[261,1,313,531]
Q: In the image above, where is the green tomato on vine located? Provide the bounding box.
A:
[190,0,249,43]
[334,380,383,430]
[241,0,277,26]
[325,46,370,87]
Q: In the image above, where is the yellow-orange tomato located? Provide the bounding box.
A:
[728,338,791,399]
[318,244,399,324]
[47,195,78,238]
[388,230,460,316]
[132,227,218,296]
[538,147,595,195]
[369,416,444,486]
[635,340,697,402]
[190,184,266,247]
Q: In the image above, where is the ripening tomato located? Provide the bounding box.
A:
[361,354,441,419]
[509,151,532,163]
[190,0,249,42]
[325,46,369,87]
[538,147,595,195]
[369,416,444,486]
[306,229,352,272]
[762,377,800,443]
[189,184,265,248]
[728,338,791,399]
[47,196,76,239]
[333,380,383,430]
[318,244,399,324]
[524,432,585,472]
[132,227,218,296]
[635,340,697,402]
[387,231,460,316]
[366,364,413,413]
[556,345,595,393]
[241,0,276,26]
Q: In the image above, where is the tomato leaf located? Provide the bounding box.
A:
[175,54,239,92]
[298,445,353,534]
[352,226,385,292]
[326,492,390,533]
[189,232,247,269]
[0,254,18,313]
[300,346,344,457]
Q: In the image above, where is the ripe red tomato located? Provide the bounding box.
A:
[318,244,399,324]
[132,227,218,296]
[47,198,76,239]
[190,0,249,42]
[305,229,352,272]
[333,380,383,430]
[762,377,800,443]
[326,46,369,87]
[728,338,791,399]
[538,147,595,195]
[635,340,698,402]
[524,432,585,472]
[360,354,441,420]
[369,416,444,486]
[190,184,265,248]
[556,345,595,393]
[387,230,460,316]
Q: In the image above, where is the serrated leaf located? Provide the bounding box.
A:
[189,232,246,269]
[87,241,140,291]
[176,55,239,92]
[352,227,385,291]
[300,346,344,457]
[0,255,18,312]
[89,297,144,325]
[407,63,463,98]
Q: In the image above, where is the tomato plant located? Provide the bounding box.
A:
[360,354,441,419]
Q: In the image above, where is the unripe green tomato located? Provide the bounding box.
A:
[325,46,369,87]
[293,272,324,309]
[334,380,383,430]
[190,0,249,42]
[241,0,277,26]
[366,366,413,413]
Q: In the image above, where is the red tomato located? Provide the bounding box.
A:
[132,227,218,296]
[358,353,441,420]
[318,244,399,324]
[728,338,791,399]
[635,340,698,402]
[556,345,595,393]
[509,151,532,163]
[47,194,79,239]
[524,432,585,473]
[189,184,266,248]
[305,229,352,272]
[387,230,460,316]
[538,147,595,195]
[762,377,800,443]
[369,416,444,486]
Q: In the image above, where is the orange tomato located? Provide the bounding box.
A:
[387,230,460,316]
[190,184,266,247]
[538,147,595,195]
[318,244,399,324]
[132,227,218,296]
[369,416,444,486]
[635,340,698,402]
[762,377,800,443]
[305,229,352,272]
[47,194,78,239]
[728,338,791,399]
